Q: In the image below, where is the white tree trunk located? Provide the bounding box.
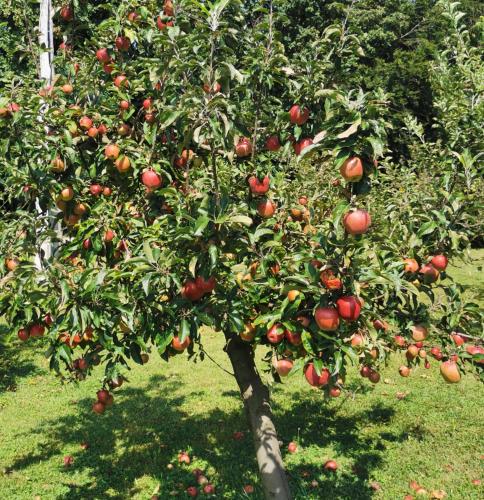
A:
[39,0,54,84]
[36,0,54,267]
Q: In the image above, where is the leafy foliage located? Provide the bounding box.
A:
[0,0,482,410]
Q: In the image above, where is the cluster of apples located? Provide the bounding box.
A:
[248,175,277,220]
[403,253,448,284]
[235,104,312,159]
[0,102,20,119]
[92,389,114,414]
[186,467,216,496]
[394,323,483,383]
[181,276,216,301]
[17,323,46,342]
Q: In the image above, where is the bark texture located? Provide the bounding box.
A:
[225,333,292,500]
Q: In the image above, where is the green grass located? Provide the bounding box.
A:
[0,251,483,499]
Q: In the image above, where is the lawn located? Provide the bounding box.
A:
[0,251,483,499]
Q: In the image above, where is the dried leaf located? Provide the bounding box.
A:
[337,119,361,139]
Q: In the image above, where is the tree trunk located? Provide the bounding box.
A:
[224,333,292,500]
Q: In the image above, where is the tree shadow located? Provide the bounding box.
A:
[0,333,45,392]
[6,373,408,499]
[271,391,404,500]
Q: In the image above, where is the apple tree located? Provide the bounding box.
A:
[0,1,482,498]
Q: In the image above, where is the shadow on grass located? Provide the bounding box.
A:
[0,331,45,392]
[7,374,407,499]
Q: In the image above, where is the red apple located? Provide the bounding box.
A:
[119,100,130,111]
[115,36,130,51]
[320,269,342,290]
[29,324,45,337]
[296,315,311,328]
[293,138,313,155]
[323,460,338,472]
[127,11,140,23]
[304,363,330,387]
[97,389,111,404]
[92,401,105,414]
[164,0,175,16]
[257,199,276,218]
[340,157,363,182]
[117,123,131,136]
[181,280,204,301]
[235,137,252,157]
[329,387,341,397]
[336,296,361,321]
[178,452,191,464]
[60,5,73,22]
[203,484,215,494]
[343,209,371,235]
[274,359,293,377]
[287,441,298,453]
[419,263,439,284]
[18,328,29,342]
[289,104,310,125]
[267,324,285,344]
[411,324,428,342]
[440,360,460,383]
[104,144,120,160]
[393,335,406,347]
[403,258,419,273]
[265,135,281,151]
[399,366,411,377]
[97,124,107,135]
[430,254,448,271]
[104,229,115,242]
[90,184,103,196]
[141,169,163,190]
[285,329,302,346]
[172,336,191,351]
[350,333,364,347]
[115,156,131,173]
[248,175,270,196]
[157,18,174,30]
[79,116,93,130]
[96,48,110,63]
[373,319,389,331]
[314,307,339,331]
[113,75,129,88]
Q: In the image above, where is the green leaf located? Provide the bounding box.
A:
[130,342,143,364]
[143,240,155,263]
[141,274,151,296]
[179,319,190,342]
[230,215,253,227]
[194,215,209,236]
[189,256,198,277]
